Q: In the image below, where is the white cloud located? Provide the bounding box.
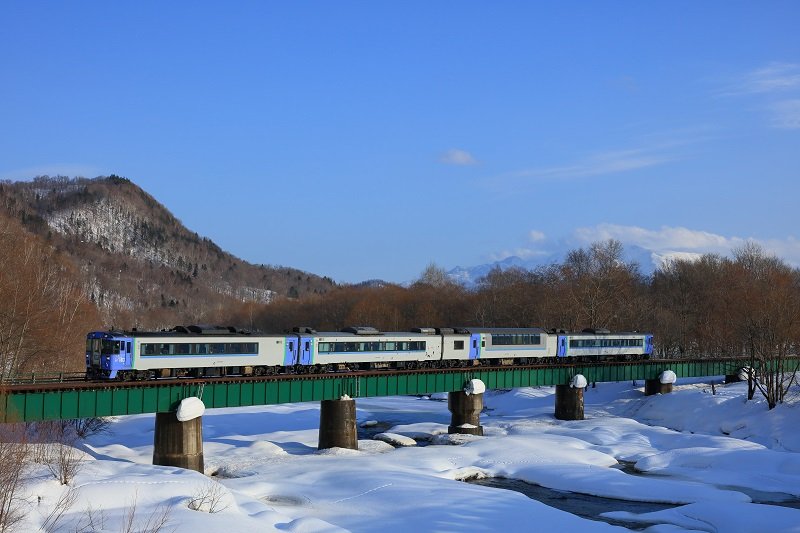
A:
[510,147,671,182]
[573,224,738,252]
[572,223,800,267]
[489,247,551,262]
[769,99,800,129]
[528,230,546,242]
[439,149,478,166]
[719,63,800,130]
[487,136,704,188]
[488,224,800,270]
[737,62,800,94]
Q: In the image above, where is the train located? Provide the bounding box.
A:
[85,325,654,380]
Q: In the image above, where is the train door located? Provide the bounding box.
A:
[557,336,568,357]
[299,335,313,366]
[283,336,298,366]
[469,334,482,360]
[119,338,133,367]
[645,335,654,355]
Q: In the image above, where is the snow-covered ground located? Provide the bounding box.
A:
[18,379,800,532]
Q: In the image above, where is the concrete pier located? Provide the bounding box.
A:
[448,391,484,435]
[554,384,584,421]
[644,379,673,396]
[152,412,204,472]
[318,398,358,450]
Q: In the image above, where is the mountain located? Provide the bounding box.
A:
[447,244,703,286]
[0,176,336,327]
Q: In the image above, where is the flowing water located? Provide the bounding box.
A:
[469,474,800,530]
[469,477,678,530]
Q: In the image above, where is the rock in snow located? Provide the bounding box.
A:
[373,432,417,447]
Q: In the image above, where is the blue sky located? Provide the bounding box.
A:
[2,2,798,282]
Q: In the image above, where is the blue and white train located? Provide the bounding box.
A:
[86,325,654,380]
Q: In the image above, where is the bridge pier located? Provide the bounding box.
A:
[644,379,673,396]
[152,412,204,473]
[448,391,484,435]
[318,397,358,450]
[554,384,584,421]
[644,370,677,396]
[725,372,742,383]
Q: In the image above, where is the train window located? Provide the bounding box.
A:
[126,342,132,353]
[289,342,294,351]
[454,340,464,350]
[473,340,477,349]
[491,333,541,346]
[305,342,310,351]
[101,340,121,355]
[174,344,190,355]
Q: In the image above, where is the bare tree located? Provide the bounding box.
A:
[121,493,172,533]
[187,480,230,514]
[731,243,800,408]
[40,486,79,533]
[556,240,643,330]
[0,424,29,532]
[31,421,85,485]
[0,211,100,381]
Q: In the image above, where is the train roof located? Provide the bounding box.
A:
[558,330,652,336]
[88,327,282,339]
[454,327,547,335]
[310,331,437,338]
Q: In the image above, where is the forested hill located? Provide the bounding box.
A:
[0,175,335,328]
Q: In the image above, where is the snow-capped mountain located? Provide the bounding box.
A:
[448,244,703,286]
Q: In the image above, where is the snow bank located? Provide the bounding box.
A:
[604,501,800,532]
[32,378,800,532]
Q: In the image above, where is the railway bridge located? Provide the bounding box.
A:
[0,357,764,472]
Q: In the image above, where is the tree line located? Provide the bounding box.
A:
[0,210,797,408]
[233,240,799,409]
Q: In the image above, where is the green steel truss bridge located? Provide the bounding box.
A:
[0,357,764,423]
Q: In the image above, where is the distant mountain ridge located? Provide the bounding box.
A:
[0,176,335,327]
[447,244,702,286]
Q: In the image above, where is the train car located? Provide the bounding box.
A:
[86,326,289,380]
[87,324,655,380]
[440,328,556,365]
[553,328,654,361]
[305,326,443,371]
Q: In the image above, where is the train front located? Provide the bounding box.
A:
[86,331,134,379]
